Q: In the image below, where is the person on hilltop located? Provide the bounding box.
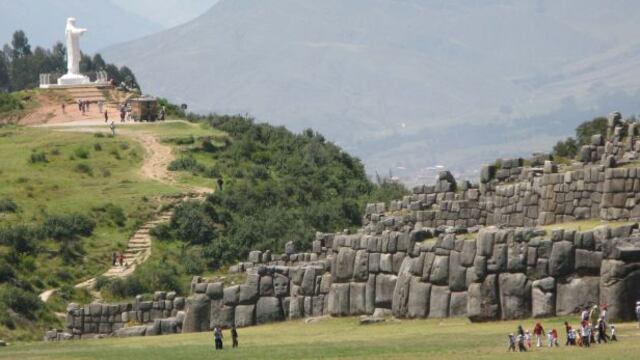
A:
[533,322,544,347]
[231,326,238,348]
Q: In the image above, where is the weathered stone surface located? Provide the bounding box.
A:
[318,273,332,294]
[392,259,412,317]
[365,274,376,314]
[288,295,304,319]
[369,253,381,273]
[259,276,274,297]
[487,244,507,273]
[421,252,435,281]
[507,239,527,273]
[600,259,640,320]
[448,251,467,291]
[182,294,210,333]
[407,277,430,318]
[223,285,240,306]
[239,273,260,304]
[449,291,468,317]
[353,250,369,281]
[114,325,147,337]
[300,267,316,296]
[379,253,393,273]
[256,297,283,324]
[429,255,449,285]
[248,250,262,263]
[531,277,555,318]
[556,277,599,315]
[334,247,356,282]
[374,274,397,308]
[392,252,406,273]
[235,305,255,327]
[273,274,289,297]
[499,273,531,320]
[205,282,223,300]
[349,283,367,315]
[211,303,234,328]
[429,285,450,318]
[328,283,350,316]
[575,249,602,274]
[477,228,495,256]
[549,241,575,277]
[473,255,487,281]
[461,241,476,267]
[312,295,325,316]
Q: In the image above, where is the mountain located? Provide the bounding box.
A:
[0,0,161,52]
[102,0,640,183]
[111,0,220,29]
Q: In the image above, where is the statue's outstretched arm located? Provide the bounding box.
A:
[71,28,87,35]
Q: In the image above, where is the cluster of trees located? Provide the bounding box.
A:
[162,114,408,270]
[552,116,608,158]
[0,30,138,92]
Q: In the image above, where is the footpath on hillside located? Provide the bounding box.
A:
[36,118,213,302]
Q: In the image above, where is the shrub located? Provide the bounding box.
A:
[110,149,122,160]
[0,198,18,213]
[93,143,102,151]
[201,137,217,152]
[92,203,126,227]
[150,223,173,241]
[171,201,216,245]
[0,285,42,320]
[119,142,130,150]
[94,132,105,138]
[74,163,93,176]
[102,168,111,177]
[0,224,41,256]
[29,151,48,163]
[167,135,194,145]
[42,213,95,240]
[74,148,89,159]
[0,263,16,282]
[50,148,61,156]
[168,155,205,173]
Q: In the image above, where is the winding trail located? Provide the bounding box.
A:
[37,120,213,303]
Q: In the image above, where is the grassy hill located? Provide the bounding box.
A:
[1,316,639,359]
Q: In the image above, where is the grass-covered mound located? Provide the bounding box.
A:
[160,115,407,270]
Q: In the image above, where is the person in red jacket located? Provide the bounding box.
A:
[551,328,559,347]
[533,322,545,347]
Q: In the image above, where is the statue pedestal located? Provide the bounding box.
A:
[58,73,90,85]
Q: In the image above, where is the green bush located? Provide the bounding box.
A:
[94,132,105,138]
[74,163,93,176]
[0,224,41,256]
[42,213,96,240]
[0,197,18,213]
[0,93,23,114]
[168,155,205,173]
[167,135,195,145]
[171,201,216,245]
[103,261,182,298]
[93,143,102,151]
[0,285,42,320]
[92,203,126,227]
[150,223,173,241]
[74,147,90,159]
[29,151,48,164]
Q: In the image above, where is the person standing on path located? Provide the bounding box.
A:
[214,326,223,350]
[110,121,116,136]
[635,301,640,328]
[112,252,117,266]
[61,103,66,114]
[104,109,108,123]
[231,326,238,348]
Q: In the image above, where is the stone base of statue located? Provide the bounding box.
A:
[57,73,91,85]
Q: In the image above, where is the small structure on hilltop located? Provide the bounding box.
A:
[39,17,109,89]
[130,96,158,122]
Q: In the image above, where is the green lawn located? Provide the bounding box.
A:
[1,316,639,360]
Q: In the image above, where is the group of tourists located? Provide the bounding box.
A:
[119,103,132,123]
[111,251,126,267]
[213,326,238,350]
[507,303,623,352]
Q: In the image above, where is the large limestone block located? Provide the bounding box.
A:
[182,294,211,333]
[421,252,435,281]
[334,247,356,282]
[461,241,476,267]
[407,277,430,318]
[600,260,640,320]
[429,255,449,285]
[349,283,367,315]
[449,291,468,317]
[353,250,369,281]
[409,253,425,276]
[473,255,487,281]
[365,275,376,314]
[312,295,325,316]
[205,282,223,300]
[328,283,350,316]
[273,274,289,297]
[429,285,451,318]
[487,244,507,273]
[499,273,531,320]
[476,228,495,256]
[374,274,397,308]
[318,273,332,294]
[210,303,234,328]
[235,305,255,327]
[574,249,602,274]
[467,274,500,322]
[223,285,240,306]
[239,273,260,304]
[259,276,274,297]
[369,253,381,273]
[288,295,304,319]
[531,277,555,318]
[392,252,406,273]
[380,253,393,273]
[448,251,467,291]
[300,267,316,296]
[256,297,283,324]
[507,239,527,273]
[114,325,147,337]
[556,277,599,315]
[392,259,412,317]
[549,241,575,277]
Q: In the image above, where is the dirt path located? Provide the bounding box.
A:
[36,120,212,303]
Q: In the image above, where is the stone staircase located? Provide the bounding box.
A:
[54,85,136,114]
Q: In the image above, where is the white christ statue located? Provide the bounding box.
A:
[58,17,90,85]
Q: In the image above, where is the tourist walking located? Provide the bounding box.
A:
[581,322,591,347]
[112,252,117,266]
[610,325,617,341]
[533,322,544,347]
[516,334,527,352]
[110,121,116,136]
[507,334,516,352]
[118,252,124,267]
[214,326,223,350]
[597,319,608,343]
[61,103,66,113]
[231,326,238,348]
[635,301,640,328]
[104,109,108,123]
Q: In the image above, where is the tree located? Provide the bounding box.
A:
[0,51,9,92]
[575,117,607,145]
[119,66,139,89]
[553,137,578,158]
[10,30,31,60]
[92,53,106,70]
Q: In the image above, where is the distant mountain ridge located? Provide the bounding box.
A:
[100,0,640,183]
